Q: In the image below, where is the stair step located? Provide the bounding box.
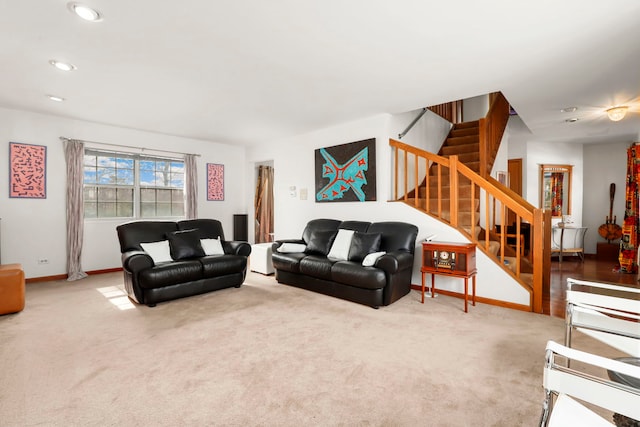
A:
[450,127,479,138]
[464,161,480,172]
[444,135,479,146]
[427,210,478,226]
[453,120,479,129]
[426,198,480,212]
[412,197,479,211]
[442,151,480,164]
[441,143,479,156]
[421,184,475,198]
[426,174,475,188]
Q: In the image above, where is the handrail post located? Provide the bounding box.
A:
[532,208,550,313]
[478,118,487,178]
[449,155,458,227]
[394,145,398,200]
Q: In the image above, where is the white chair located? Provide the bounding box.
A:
[539,341,640,426]
[565,278,640,357]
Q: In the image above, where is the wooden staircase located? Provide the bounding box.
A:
[391,92,552,313]
[440,121,480,170]
[407,120,482,232]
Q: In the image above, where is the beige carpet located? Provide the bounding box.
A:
[0,272,625,426]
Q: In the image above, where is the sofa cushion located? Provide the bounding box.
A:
[331,261,386,290]
[117,221,179,252]
[140,240,173,264]
[299,255,335,281]
[167,229,206,260]
[362,251,386,267]
[338,221,371,232]
[304,229,337,256]
[348,232,382,262]
[178,219,225,240]
[138,260,203,289]
[272,252,306,273]
[201,237,225,255]
[327,229,355,261]
[301,219,341,245]
[277,243,307,253]
[367,222,418,253]
[199,255,247,277]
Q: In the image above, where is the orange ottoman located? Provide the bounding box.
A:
[0,263,25,315]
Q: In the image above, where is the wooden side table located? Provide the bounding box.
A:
[420,242,477,312]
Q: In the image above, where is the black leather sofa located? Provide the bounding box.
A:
[116,219,251,307]
[271,219,418,308]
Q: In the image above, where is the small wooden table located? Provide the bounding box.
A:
[420,242,477,313]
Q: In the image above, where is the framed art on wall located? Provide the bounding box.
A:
[9,142,47,199]
[315,138,376,202]
[207,163,224,201]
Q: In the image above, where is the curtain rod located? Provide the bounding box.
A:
[59,137,201,157]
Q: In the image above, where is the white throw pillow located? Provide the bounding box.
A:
[362,251,386,267]
[201,238,225,255]
[327,229,355,261]
[140,240,172,264]
[277,243,307,253]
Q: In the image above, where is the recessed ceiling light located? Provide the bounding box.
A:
[46,95,65,102]
[565,118,579,123]
[49,60,76,71]
[67,2,102,22]
[561,107,577,113]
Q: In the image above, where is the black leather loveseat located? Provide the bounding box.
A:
[116,219,251,307]
[271,219,418,308]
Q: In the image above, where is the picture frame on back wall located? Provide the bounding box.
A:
[314,138,376,203]
[9,142,47,199]
[207,163,224,201]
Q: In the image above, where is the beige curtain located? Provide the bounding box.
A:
[254,165,274,243]
[185,154,198,219]
[63,139,88,281]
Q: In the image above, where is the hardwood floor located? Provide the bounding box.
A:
[547,255,640,318]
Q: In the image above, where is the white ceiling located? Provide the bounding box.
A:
[1,0,639,146]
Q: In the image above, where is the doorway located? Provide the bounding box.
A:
[254,161,274,243]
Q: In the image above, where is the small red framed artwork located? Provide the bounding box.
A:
[207,163,224,201]
[9,142,47,199]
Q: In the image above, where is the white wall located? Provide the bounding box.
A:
[389,109,453,197]
[388,108,451,196]
[389,108,451,152]
[246,113,530,306]
[583,141,628,254]
[0,107,246,278]
[462,94,489,121]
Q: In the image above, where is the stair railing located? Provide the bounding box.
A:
[390,138,551,313]
[478,92,510,178]
[428,100,463,123]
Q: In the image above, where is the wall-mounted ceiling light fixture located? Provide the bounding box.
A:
[67,2,102,22]
[49,60,76,71]
[606,106,629,122]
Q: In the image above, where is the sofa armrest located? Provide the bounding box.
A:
[223,241,252,257]
[121,250,154,273]
[376,251,414,274]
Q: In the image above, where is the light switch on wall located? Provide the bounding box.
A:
[299,188,308,200]
[289,186,297,198]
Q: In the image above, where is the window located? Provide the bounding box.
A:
[83,150,185,219]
